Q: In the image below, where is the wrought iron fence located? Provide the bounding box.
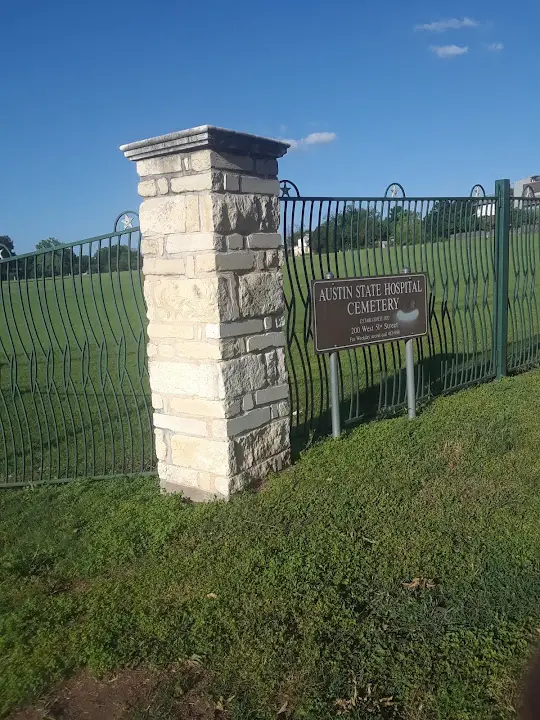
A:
[508,196,540,370]
[280,180,540,443]
[0,213,154,486]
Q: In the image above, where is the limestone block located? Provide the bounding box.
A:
[227,234,244,250]
[240,177,280,195]
[174,340,222,360]
[143,258,186,276]
[147,323,195,340]
[151,276,237,323]
[210,194,279,235]
[158,461,200,489]
[247,233,282,249]
[151,393,163,409]
[220,354,267,398]
[136,155,185,177]
[185,194,200,232]
[195,254,217,273]
[158,344,175,358]
[169,396,240,419]
[170,435,235,474]
[141,237,164,256]
[154,412,208,437]
[226,407,271,436]
[149,360,219,398]
[155,429,167,461]
[220,338,245,359]
[215,251,255,272]
[190,150,213,172]
[170,173,223,193]
[234,419,289,471]
[265,250,284,269]
[138,180,157,197]
[271,401,289,419]
[140,195,186,235]
[239,272,284,317]
[254,384,289,405]
[157,177,169,195]
[226,449,290,495]
[224,174,240,192]
[265,348,288,384]
[205,319,263,339]
[165,232,217,253]
[246,331,285,353]
[211,151,254,173]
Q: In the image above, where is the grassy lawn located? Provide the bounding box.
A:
[3,370,540,718]
[0,269,153,485]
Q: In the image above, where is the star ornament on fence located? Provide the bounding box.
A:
[121,213,134,230]
[281,182,292,198]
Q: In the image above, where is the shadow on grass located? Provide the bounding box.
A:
[290,349,497,458]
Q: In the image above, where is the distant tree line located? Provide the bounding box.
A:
[290,200,540,252]
[0,236,141,281]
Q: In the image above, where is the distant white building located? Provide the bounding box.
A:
[476,202,496,218]
[514,176,540,199]
[475,176,540,219]
[293,234,310,256]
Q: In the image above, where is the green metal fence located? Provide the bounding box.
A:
[280,179,540,443]
[0,213,154,487]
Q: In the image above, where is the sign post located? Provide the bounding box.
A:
[312,270,428,427]
[401,268,417,419]
[325,272,342,438]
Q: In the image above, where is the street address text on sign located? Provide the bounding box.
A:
[312,273,428,354]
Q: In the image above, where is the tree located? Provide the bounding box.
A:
[0,235,14,257]
[92,244,141,272]
[0,235,15,280]
[35,237,62,252]
[388,209,424,245]
[290,205,387,254]
[33,237,76,278]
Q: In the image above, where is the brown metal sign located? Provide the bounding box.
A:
[312,273,428,353]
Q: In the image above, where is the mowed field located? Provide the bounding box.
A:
[0,227,539,484]
[284,230,540,441]
[0,269,154,486]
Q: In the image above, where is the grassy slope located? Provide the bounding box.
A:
[3,370,540,718]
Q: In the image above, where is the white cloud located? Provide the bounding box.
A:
[282,131,337,151]
[304,132,336,145]
[430,44,469,58]
[416,17,478,32]
[487,42,504,51]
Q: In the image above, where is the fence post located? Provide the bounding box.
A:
[494,179,510,379]
[121,126,291,501]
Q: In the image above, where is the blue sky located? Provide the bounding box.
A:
[1,0,538,254]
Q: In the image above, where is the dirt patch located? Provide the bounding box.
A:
[9,664,229,720]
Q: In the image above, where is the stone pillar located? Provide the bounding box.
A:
[121,126,290,500]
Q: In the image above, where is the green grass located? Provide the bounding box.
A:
[3,370,540,717]
[0,270,153,485]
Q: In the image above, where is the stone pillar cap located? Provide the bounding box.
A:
[121,125,289,162]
